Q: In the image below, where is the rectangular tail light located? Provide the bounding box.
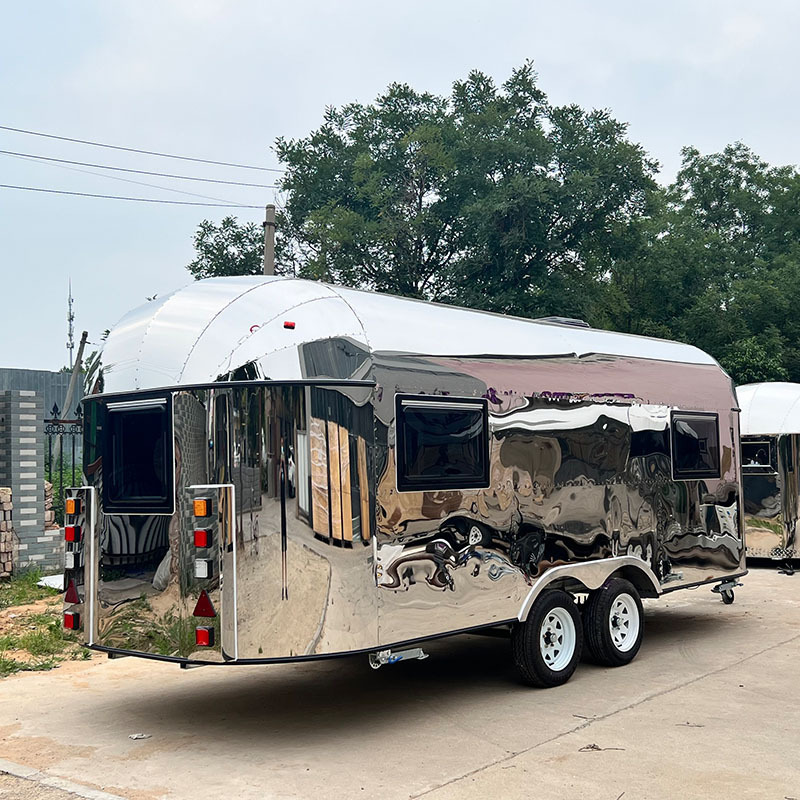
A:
[193,498,212,517]
[195,626,215,647]
[65,497,82,516]
[194,559,214,580]
[194,528,211,548]
[65,525,82,543]
[64,611,80,630]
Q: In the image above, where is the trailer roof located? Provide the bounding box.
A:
[738,382,800,436]
[101,276,720,392]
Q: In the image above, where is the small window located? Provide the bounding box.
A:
[742,439,775,471]
[104,398,174,514]
[396,395,489,492]
[671,412,720,480]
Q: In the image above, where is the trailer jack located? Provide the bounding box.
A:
[712,579,743,605]
[368,647,429,670]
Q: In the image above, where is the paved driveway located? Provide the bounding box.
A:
[1,567,799,799]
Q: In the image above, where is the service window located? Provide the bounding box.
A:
[741,438,775,471]
[671,411,720,480]
[396,395,489,492]
[104,397,174,514]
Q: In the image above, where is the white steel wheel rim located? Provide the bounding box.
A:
[539,606,576,671]
[609,593,639,652]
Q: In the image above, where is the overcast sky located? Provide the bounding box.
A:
[2,0,799,371]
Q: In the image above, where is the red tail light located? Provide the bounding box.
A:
[65,525,82,543]
[283,321,296,329]
[192,589,216,618]
[64,611,80,630]
[194,528,211,548]
[195,626,214,647]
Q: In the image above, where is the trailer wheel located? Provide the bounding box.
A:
[512,589,582,688]
[583,578,643,667]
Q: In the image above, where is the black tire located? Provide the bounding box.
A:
[583,578,644,667]
[721,588,735,605]
[512,589,582,688]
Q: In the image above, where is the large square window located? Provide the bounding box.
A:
[104,398,174,513]
[396,396,489,492]
[671,412,720,480]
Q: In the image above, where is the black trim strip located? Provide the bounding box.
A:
[83,378,376,405]
[88,619,519,666]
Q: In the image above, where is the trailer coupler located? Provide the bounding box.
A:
[712,579,743,605]
[368,647,429,670]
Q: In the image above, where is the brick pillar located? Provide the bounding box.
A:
[0,390,52,571]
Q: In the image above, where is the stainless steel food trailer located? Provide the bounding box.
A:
[738,382,800,561]
[63,276,746,687]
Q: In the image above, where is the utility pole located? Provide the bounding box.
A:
[63,331,88,421]
[263,204,276,275]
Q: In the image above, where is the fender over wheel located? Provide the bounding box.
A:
[583,577,644,667]
[512,589,582,688]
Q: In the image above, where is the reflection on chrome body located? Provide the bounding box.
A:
[66,277,745,665]
[738,382,800,559]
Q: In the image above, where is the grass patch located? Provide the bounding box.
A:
[0,569,59,610]
[0,592,87,678]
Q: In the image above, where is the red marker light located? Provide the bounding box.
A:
[193,589,216,618]
[194,528,211,548]
[65,525,82,543]
[65,579,80,605]
[64,611,80,630]
[283,321,295,329]
[195,626,215,647]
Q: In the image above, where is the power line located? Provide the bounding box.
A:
[0,149,278,187]
[6,151,257,205]
[0,183,262,208]
[0,124,283,173]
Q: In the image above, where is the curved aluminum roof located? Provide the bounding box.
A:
[100,276,719,393]
[738,382,800,436]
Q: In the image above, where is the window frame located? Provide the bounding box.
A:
[741,436,777,473]
[102,396,175,515]
[395,394,490,493]
[670,410,721,481]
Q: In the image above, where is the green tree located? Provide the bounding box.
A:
[274,62,657,318]
[187,216,265,279]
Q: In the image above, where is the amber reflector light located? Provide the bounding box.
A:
[195,626,214,647]
[64,611,80,630]
[193,589,216,618]
[64,525,82,543]
[193,498,211,517]
[65,498,81,515]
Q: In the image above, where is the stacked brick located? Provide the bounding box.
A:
[44,480,58,529]
[0,390,62,573]
[0,487,13,577]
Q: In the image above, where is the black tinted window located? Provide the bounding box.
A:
[105,400,173,513]
[396,396,489,491]
[671,412,720,479]
[742,439,774,470]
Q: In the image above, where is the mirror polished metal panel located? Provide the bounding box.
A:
[75,277,745,666]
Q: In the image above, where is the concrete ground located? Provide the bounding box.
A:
[1,566,799,800]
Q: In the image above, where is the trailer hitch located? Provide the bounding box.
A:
[368,647,429,670]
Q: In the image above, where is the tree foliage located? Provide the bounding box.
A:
[186,64,800,385]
